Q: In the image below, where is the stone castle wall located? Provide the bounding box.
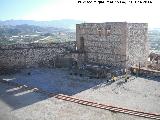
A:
[0,22,149,74]
[76,22,128,68]
[76,22,148,69]
[127,23,149,67]
[0,42,75,72]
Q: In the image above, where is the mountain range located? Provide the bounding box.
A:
[0,19,83,30]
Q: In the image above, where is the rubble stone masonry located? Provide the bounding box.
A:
[76,22,149,69]
[0,42,75,72]
[0,22,149,74]
[127,23,149,67]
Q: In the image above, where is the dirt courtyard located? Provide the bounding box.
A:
[0,68,160,120]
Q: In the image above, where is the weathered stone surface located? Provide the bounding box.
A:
[0,42,75,73]
[76,22,149,69]
[127,23,149,67]
[0,22,149,75]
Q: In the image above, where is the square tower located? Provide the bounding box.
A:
[76,22,148,69]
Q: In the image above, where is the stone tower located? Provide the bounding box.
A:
[76,22,149,69]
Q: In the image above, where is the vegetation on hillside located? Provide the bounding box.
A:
[0,24,75,45]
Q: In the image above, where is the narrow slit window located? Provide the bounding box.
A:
[106,25,111,36]
[97,28,102,36]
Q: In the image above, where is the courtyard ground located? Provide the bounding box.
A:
[0,68,160,120]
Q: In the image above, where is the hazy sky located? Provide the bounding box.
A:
[0,0,159,28]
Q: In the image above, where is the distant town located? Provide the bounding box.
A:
[148,28,160,53]
[0,24,75,45]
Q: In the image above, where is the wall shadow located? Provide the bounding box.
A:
[0,82,48,110]
[0,68,159,110]
[0,68,112,110]
[131,73,160,82]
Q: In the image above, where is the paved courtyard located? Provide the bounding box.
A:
[0,68,160,120]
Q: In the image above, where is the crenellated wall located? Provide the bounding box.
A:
[0,42,75,73]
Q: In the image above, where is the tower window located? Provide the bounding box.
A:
[106,29,111,36]
[105,25,111,36]
[97,28,102,36]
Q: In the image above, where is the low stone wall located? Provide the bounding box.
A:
[0,42,75,74]
[148,63,160,71]
[130,67,160,77]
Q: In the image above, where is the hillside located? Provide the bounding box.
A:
[0,19,82,30]
[0,24,76,45]
[148,28,160,53]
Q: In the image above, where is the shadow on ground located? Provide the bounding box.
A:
[131,73,160,82]
[0,82,47,110]
[0,68,110,110]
